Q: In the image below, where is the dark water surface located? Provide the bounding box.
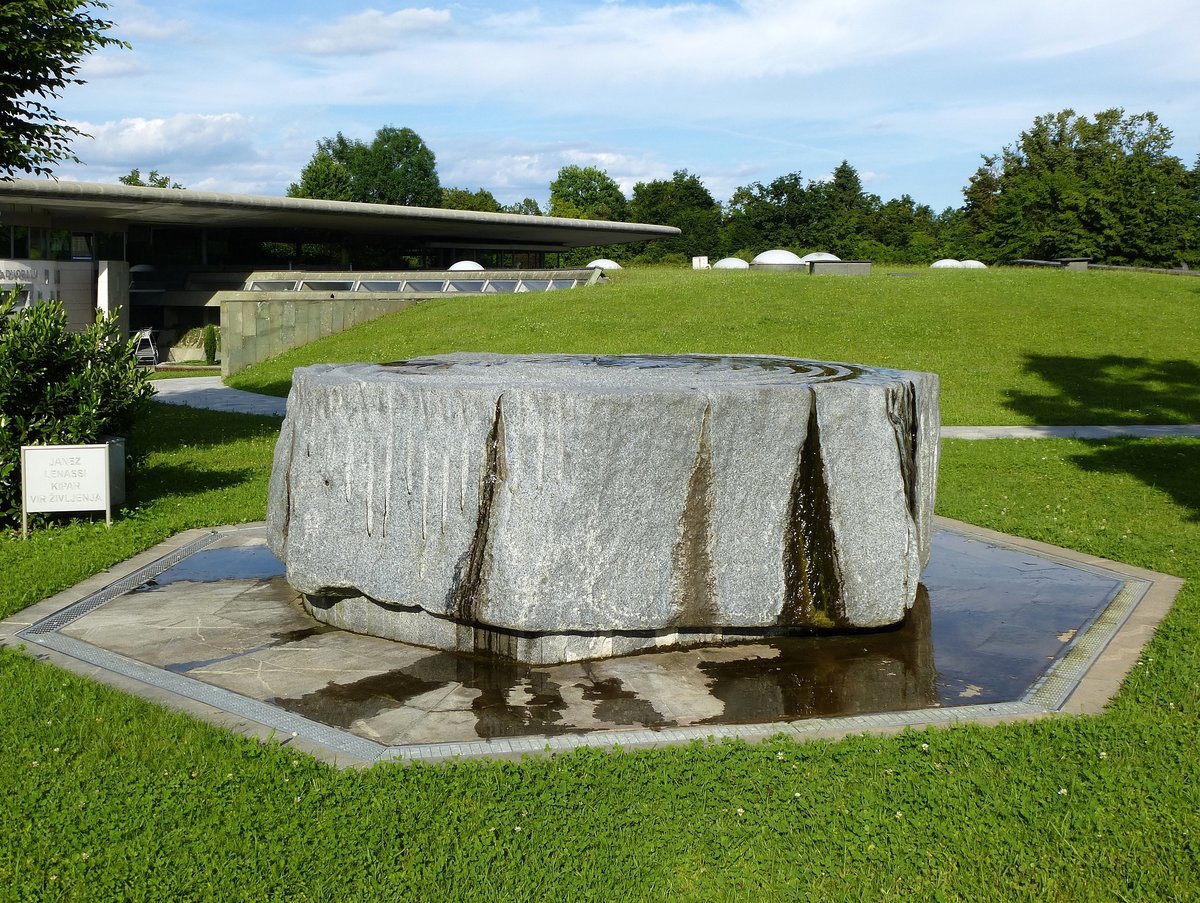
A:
[147,530,1124,740]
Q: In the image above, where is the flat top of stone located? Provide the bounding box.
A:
[295,353,920,393]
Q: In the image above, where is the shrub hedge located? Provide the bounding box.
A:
[0,290,154,526]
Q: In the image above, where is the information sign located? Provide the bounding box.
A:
[20,442,125,537]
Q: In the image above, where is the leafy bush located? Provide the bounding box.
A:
[0,290,155,526]
[203,324,218,364]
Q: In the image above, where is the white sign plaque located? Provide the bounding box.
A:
[21,443,123,537]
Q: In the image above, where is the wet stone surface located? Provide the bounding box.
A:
[268,353,941,661]
[58,524,1126,744]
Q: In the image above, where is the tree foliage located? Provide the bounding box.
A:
[0,0,126,177]
[118,168,183,189]
[965,109,1197,266]
[441,186,502,212]
[629,170,720,261]
[718,163,904,260]
[0,289,153,526]
[288,126,441,207]
[549,166,628,221]
[503,197,543,216]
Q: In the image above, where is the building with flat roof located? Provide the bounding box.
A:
[0,179,678,344]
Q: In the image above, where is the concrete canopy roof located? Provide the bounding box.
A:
[0,179,680,250]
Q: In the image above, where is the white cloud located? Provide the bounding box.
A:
[298,8,454,55]
[78,54,146,80]
[69,113,257,166]
[107,0,195,41]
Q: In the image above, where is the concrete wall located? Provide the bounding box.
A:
[219,293,420,376]
[1,259,107,330]
[57,262,96,330]
[218,268,602,377]
[809,260,872,276]
[97,261,131,336]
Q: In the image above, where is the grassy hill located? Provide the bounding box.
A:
[229,267,1200,426]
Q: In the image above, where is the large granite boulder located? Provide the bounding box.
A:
[267,353,939,663]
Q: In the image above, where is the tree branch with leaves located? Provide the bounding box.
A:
[0,0,127,178]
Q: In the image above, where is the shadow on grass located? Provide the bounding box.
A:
[1006,355,1200,425]
[118,404,278,511]
[133,402,282,456]
[1069,439,1200,522]
[226,375,293,398]
[128,463,259,503]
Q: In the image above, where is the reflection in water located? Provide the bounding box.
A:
[384,353,877,384]
[135,545,286,590]
[212,531,1125,741]
[275,653,573,737]
[577,677,675,729]
[272,592,934,738]
[698,588,936,722]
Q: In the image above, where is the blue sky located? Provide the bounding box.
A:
[49,0,1200,213]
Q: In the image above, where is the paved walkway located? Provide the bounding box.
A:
[152,376,1200,439]
[942,424,1200,439]
[152,376,287,417]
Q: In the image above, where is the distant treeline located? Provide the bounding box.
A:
[287,109,1200,269]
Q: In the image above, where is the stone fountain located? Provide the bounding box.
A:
[267,353,939,664]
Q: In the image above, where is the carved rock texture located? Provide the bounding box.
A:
[267,354,939,662]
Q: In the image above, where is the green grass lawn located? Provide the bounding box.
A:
[229,267,1200,427]
[2,269,1198,900]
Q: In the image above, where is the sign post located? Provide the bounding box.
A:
[20,441,125,538]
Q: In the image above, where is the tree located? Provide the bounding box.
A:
[806,161,874,256]
[860,194,942,264]
[118,168,183,189]
[549,165,628,221]
[628,170,721,261]
[288,146,353,202]
[967,109,1197,265]
[1,0,126,177]
[288,126,441,207]
[356,126,440,207]
[721,171,812,253]
[441,186,502,212]
[502,197,543,216]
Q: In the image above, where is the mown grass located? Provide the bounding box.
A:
[229,267,1200,426]
[0,404,279,620]
[2,270,1198,900]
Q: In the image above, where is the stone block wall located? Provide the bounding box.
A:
[218,294,417,376]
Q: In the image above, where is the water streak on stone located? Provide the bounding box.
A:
[671,402,717,626]
[450,395,506,626]
[782,395,845,626]
[888,380,919,522]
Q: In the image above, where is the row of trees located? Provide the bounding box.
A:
[288,110,1199,268]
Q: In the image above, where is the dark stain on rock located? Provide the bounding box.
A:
[781,392,845,627]
[450,395,507,627]
[888,380,919,522]
[671,401,718,627]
